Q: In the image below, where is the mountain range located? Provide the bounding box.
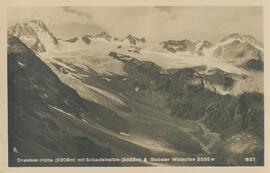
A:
[8,19,264,166]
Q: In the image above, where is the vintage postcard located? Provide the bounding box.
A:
[1,0,270,172]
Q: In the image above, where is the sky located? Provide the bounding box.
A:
[8,6,263,43]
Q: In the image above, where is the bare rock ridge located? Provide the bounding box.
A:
[95,31,112,41]
[161,39,213,56]
[124,34,146,45]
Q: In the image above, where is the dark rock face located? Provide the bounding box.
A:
[203,68,235,89]
[246,59,264,71]
[8,36,119,166]
[161,39,213,55]
[8,35,88,117]
[206,92,264,166]
[82,35,91,45]
[162,40,196,53]
[64,37,79,43]
[236,92,264,136]
[201,92,263,137]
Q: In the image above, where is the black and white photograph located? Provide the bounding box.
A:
[7,6,264,167]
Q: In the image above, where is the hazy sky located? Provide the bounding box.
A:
[8,6,263,43]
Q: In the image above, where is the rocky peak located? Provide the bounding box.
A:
[8,23,46,52]
[125,34,146,45]
[126,34,137,45]
[196,40,214,55]
[29,20,48,31]
[220,33,241,42]
[213,33,264,62]
[95,32,112,41]
[161,39,197,54]
[28,20,58,44]
[8,20,59,52]
[201,40,213,47]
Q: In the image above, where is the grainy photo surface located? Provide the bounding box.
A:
[7,6,264,167]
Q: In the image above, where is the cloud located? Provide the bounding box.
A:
[154,6,178,20]
[8,7,93,26]
[81,7,178,39]
[155,6,173,13]
[62,7,92,18]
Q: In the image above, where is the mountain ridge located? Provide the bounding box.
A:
[8,19,263,63]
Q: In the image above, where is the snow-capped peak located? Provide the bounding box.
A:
[8,20,59,52]
[220,33,263,49]
[210,33,264,63]
[29,20,49,31]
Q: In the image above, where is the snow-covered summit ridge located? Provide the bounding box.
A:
[8,19,263,63]
[8,20,59,52]
[220,33,263,49]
